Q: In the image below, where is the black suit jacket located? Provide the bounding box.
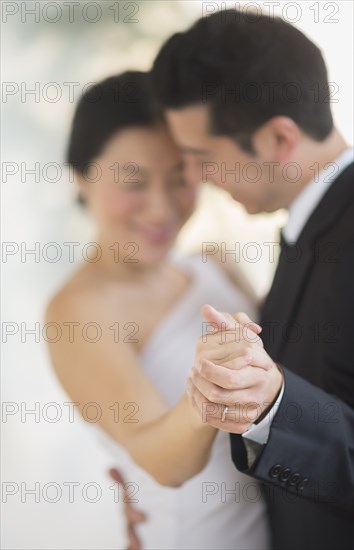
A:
[230,162,354,550]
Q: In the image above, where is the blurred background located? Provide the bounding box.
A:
[1,1,353,548]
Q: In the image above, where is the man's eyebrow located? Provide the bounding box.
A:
[180,146,208,156]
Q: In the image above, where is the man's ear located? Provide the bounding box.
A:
[252,116,301,164]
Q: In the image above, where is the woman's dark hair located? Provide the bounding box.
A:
[152,9,333,152]
[67,70,163,206]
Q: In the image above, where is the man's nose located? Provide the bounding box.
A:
[183,156,203,186]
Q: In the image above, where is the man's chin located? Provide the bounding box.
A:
[224,190,262,215]
[242,202,264,215]
[242,200,278,215]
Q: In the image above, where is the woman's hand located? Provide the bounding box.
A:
[186,305,283,433]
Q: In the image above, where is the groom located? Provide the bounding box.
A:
[119,8,353,550]
[147,9,353,550]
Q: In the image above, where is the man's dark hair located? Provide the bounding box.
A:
[66,70,162,205]
[152,9,333,152]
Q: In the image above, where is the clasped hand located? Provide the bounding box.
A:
[186,304,283,434]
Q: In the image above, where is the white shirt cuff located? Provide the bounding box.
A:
[241,381,285,445]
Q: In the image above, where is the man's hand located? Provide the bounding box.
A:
[108,468,146,550]
[186,304,283,434]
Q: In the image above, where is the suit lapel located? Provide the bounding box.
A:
[261,162,354,360]
[261,239,313,359]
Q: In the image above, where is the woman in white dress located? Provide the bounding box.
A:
[45,71,270,550]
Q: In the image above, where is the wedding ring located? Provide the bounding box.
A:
[221,405,229,422]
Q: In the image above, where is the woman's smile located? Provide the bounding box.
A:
[133,222,178,244]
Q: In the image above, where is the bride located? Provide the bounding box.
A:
[45,71,270,550]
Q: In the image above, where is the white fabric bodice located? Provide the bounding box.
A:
[96,252,270,550]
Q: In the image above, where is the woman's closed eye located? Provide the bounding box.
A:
[123,179,147,191]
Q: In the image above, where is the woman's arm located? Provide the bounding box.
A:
[45,288,216,487]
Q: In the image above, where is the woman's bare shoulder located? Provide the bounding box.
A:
[45,265,111,323]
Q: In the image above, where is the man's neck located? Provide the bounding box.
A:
[282,133,352,242]
[284,129,348,209]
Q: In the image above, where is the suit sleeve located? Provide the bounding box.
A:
[230,242,354,513]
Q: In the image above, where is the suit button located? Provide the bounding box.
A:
[297,477,310,491]
[288,473,300,486]
[269,464,283,478]
[279,468,291,482]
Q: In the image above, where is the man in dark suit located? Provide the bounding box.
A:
[150,9,354,550]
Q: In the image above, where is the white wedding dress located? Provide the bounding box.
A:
[96,251,271,550]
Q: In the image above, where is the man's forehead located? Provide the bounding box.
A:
[165,106,211,154]
[166,104,209,128]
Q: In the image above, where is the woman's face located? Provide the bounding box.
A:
[78,124,199,265]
